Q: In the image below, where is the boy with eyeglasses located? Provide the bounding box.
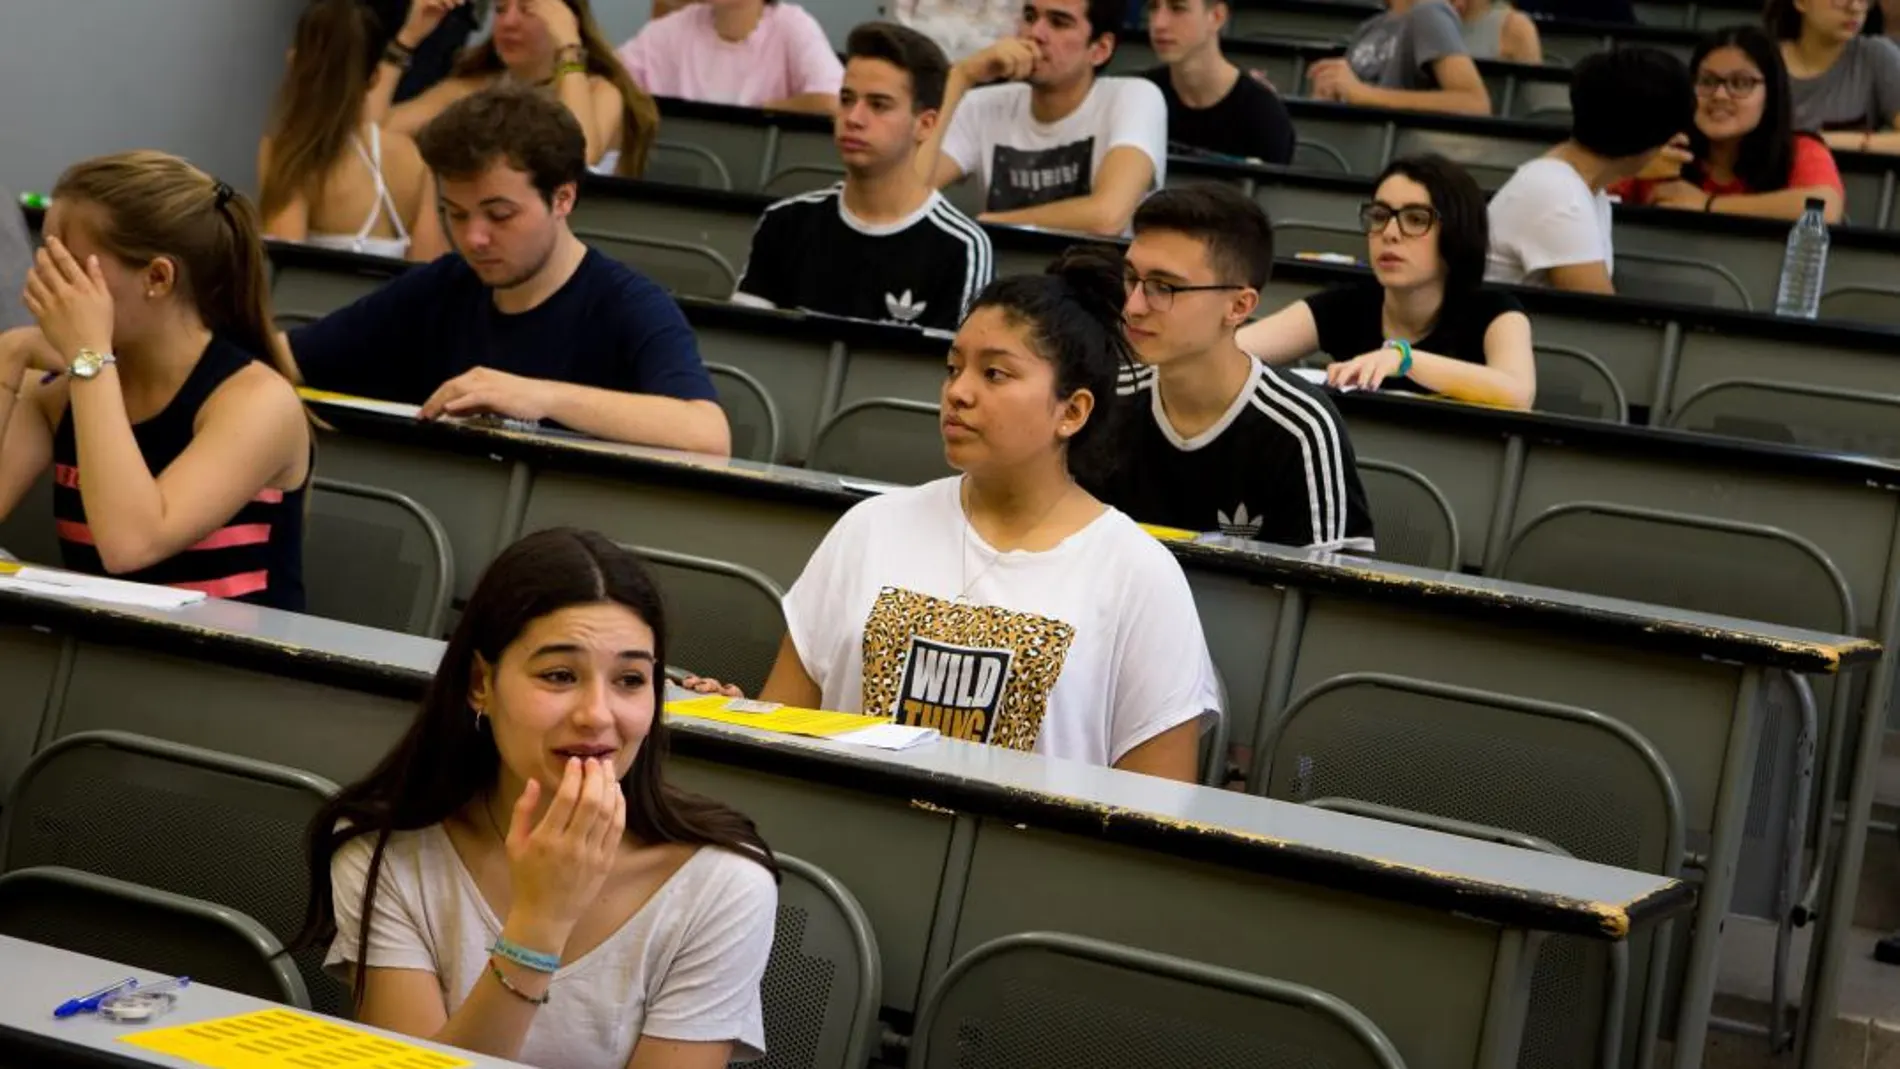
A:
[1087,185,1375,552]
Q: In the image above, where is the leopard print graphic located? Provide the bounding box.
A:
[859,586,1076,751]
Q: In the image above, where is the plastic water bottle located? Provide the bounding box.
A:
[1773,197,1830,319]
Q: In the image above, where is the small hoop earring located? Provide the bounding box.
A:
[471,704,488,730]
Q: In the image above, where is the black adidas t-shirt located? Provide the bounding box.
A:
[1140,66,1297,165]
[1089,358,1376,551]
[734,186,994,332]
[1306,282,1525,396]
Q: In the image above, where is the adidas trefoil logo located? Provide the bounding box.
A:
[885,289,927,323]
[1217,503,1265,538]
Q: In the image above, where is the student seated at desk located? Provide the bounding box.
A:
[1140,0,1297,165]
[0,153,312,608]
[1306,0,1493,117]
[1091,185,1375,550]
[1613,27,1846,223]
[918,0,1169,236]
[259,0,449,263]
[279,87,731,455]
[1486,47,1694,294]
[1243,155,1535,410]
[300,528,778,1068]
[733,22,994,331]
[688,251,1223,783]
[1769,0,1900,154]
[616,0,844,114]
[384,0,657,177]
[1451,0,1540,65]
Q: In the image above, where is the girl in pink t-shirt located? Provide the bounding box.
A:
[617,0,843,114]
[1614,26,1846,222]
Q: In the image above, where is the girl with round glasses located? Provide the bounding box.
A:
[1767,0,1900,154]
[1236,154,1534,409]
[1615,27,1844,222]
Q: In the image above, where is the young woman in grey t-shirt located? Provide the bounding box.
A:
[1769,0,1900,154]
[297,528,780,1069]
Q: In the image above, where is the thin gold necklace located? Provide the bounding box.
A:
[957,477,1072,603]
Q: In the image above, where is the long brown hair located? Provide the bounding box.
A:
[261,0,379,222]
[53,152,292,383]
[293,528,777,1010]
[451,0,658,176]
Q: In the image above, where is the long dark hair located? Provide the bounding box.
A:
[1372,153,1489,298]
[452,0,659,177]
[963,246,1131,483]
[293,528,776,1009]
[262,0,378,223]
[1684,26,1803,192]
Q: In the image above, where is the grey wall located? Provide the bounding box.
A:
[0,0,304,197]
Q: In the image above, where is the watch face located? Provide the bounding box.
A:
[71,350,111,379]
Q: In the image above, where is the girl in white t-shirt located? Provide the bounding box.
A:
[688,249,1222,782]
[298,528,779,1069]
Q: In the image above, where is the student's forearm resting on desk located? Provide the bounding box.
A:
[1708,186,1845,223]
[763,92,839,115]
[0,343,51,521]
[1822,128,1900,155]
[1329,322,1535,410]
[1234,302,1321,366]
[1543,261,1616,295]
[977,148,1155,236]
[418,369,734,454]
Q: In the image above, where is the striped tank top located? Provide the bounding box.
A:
[53,337,308,610]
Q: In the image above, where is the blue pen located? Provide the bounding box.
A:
[53,977,137,1019]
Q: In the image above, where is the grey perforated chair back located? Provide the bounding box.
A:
[647,141,736,190]
[0,469,58,567]
[268,262,396,320]
[1498,502,1854,636]
[1817,284,1900,327]
[908,931,1407,1069]
[707,362,785,464]
[307,478,454,637]
[632,545,787,696]
[1533,345,1629,423]
[0,732,340,1012]
[0,866,310,1007]
[1259,674,1685,1069]
[764,165,847,199]
[1272,221,1364,261]
[1665,379,1900,461]
[809,399,954,486]
[749,855,882,1069]
[1355,460,1460,572]
[573,226,739,300]
[1291,140,1352,173]
[1614,252,1753,310]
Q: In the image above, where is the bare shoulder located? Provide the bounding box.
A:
[203,361,306,428]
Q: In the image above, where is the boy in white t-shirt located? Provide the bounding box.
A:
[1485,47,1693,293]
[915,0,1168,236]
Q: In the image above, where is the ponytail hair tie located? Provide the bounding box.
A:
[212,181,236,210]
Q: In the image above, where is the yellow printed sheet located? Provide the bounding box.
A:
[1137,523,1197,543]
[121,1008,470,1069]
[665,695,881,738]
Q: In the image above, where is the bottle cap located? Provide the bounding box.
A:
[1804,196,1826,211]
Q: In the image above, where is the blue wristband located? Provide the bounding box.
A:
[1386,339,1413,377]
[491,937,562,974]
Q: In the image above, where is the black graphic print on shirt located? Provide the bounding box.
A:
[987,139,1095,212]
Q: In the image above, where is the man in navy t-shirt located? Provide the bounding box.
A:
[279,85,730,454]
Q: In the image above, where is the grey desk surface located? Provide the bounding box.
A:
[302,398,1882,675]
[0,582,1691,939]
[0,935,529,1068]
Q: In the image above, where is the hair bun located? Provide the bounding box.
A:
[1046,243,1126,324]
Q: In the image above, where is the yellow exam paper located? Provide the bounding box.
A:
[666,695,881,738]
[121,1008,470,1069]
[1138,522,1197,542]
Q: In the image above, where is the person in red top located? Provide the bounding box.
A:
[1614,25,1846,224]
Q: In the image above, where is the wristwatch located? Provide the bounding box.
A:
[70,348,117,380]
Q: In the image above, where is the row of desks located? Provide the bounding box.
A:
[0,585,1691,1069]
[207,397,1881,1069]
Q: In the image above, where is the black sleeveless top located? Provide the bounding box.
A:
[53,337,308,611]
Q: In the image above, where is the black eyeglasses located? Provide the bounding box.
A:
[1122,272,1246,311]
[1359,201,1439,237]
[1694,72,1765,98]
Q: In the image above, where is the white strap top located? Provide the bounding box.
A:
[304,125,413,260]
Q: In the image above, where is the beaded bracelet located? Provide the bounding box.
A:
[488,960,551,1006]
[1384,338,1414,377]
[490,937,561,973]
